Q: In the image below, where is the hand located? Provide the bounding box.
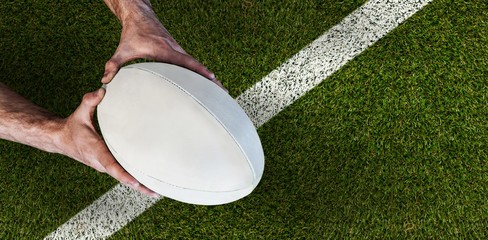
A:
[101,16,225,89]
[58,88,158,197]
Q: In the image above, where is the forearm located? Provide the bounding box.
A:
[0,83,64,154]
[103,0,159,27]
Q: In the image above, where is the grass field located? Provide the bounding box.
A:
[0,0,487,239]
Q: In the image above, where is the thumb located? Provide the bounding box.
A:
[101,56,123,84]
[77,88,105,121]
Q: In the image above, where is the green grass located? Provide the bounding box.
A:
[0,0,487,239]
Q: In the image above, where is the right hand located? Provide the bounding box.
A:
[57,88,159,197]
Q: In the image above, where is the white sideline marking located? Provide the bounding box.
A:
[45,185,159,240]
[45,0,432,239]
[238,0,432,127]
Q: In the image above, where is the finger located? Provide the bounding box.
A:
[167,52,227,91]
[165,53,228,91]
[103,159,136,186]
[81,88,105,108]
[76,88,105,123]
[159,52,215,80]
[101,56,123,84]
[89,159,106,173]
[109,165,160,198]
[211,78,228,92]
[98,149,159,197]
[132,183,160,198]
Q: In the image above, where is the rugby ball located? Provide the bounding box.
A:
[97,62,264,205]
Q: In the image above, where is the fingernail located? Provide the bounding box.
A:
[209,73,216,80]
[151,192,161,198]
[95,88,104,96]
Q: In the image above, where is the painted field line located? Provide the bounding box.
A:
[45,0,432,239]
[238,0,432,127]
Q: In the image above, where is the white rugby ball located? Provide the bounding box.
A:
[97,62,264,205]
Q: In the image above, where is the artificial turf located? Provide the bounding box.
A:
[0,0,486,239]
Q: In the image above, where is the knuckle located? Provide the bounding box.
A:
[82,92,92,102]
[105,59,118,71]
[103,160,119,173]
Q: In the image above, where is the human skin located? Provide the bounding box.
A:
[0,0,220,197]
[0,84,157,197]
[101,0,224,88]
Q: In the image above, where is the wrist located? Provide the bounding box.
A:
[106,0,159,27]
[3,115,66,155]
[0,82,66,155]
[37,117,67,155]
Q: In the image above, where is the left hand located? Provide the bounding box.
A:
[101,17,224,89]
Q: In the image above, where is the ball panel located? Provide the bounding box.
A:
[99,68,253,192]
[97,63,265,205]
[130,63,265,184]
